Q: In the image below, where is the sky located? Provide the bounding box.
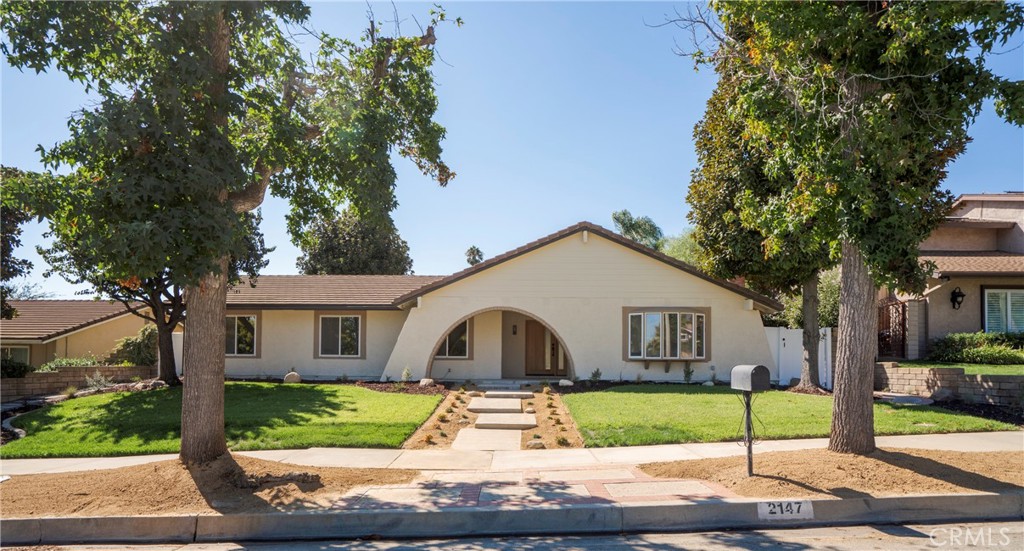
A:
[2,2,1023,299]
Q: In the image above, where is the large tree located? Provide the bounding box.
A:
[298,209,412,275]
[1,167,36,319]
[684,1,1022,453]
[2,2,455,464]
[688,77,834,390]
[612,209,664,250]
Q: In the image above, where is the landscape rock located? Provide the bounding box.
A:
[702,381,715,387]
[559,379,574,387]
[418,378,435,387]
[524,407,536,414]
[468,391,483,397]
[283,371,302,383]
[526,440,545,449]
[457,419,471,425]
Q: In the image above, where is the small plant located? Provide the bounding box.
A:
[459,385,466,392]
[61,385,78,398]
[85,370,115,390]
[559,426,567,432]
[461,414,468,419]
[547,403,556,409]
[526,401,533,405]
[130,375,142,383]
[634,373,643,384]
[532,434,541,439]
[554,418,563,425]
[423,434,434,445]
[439,431,447,438]
[445,406,454,414]
[588,368,602,384]
[683,364,694,384]
[341,373,349,382]
[438,414,449,423]
[556,436,570,447]
[710,365,718,385]
[401,367,412,382]
[390,382,404,393]
[385,375,393,382]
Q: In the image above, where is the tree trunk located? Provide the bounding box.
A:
[155,319,180,386]
[828,240,877,455]
[179,258,229,465]
[799,271,821,389]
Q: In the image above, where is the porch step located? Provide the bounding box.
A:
[474,384,522,391]
[484,391,534,399]
[467,397,522,414]
[474,413,538,430]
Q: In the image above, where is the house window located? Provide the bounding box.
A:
[225,315,257,356]
[985,289,1024,333]
[1,346,29,365]
[436,320,469,358]
[627,310,707,360]
[320,315,360,357]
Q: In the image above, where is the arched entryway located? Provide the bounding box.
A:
[425,306,574,380]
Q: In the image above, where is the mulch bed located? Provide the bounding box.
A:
[934,400,1024,427]
[225,377,447,396]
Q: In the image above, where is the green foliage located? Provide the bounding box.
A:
[661,229,702,266]
[400,367,412,383]
[0,383,443,458]
[562,385,1014,447]
[108,324,158,367]
[588,369,602,384]
[465,245,483,266]
[1,358,33,379]
[38,355,103,372]
[612,210,664,250]
[297,209,412,275]
[929,332,1024,364]
[0,167,35,319]
[765,267,842,329]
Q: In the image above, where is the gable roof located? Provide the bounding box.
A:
[1,300,137,341]
[228,275,444,310]
[921,251,1024,277]
[392,221,783,312]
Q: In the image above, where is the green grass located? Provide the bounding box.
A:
[898,361,1024,376]
[1,382,442,458]
[562,385,1017,448]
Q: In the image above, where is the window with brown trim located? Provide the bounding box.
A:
[319,315,361,357]
[436,320,469,359]
[626,310,707,361]
[225,315,257,356]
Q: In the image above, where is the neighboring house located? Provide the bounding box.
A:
[886,193,1024,359]
[0,300,146,367]
[217,222,782,383]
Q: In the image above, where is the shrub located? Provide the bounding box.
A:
[1,358,33,378]
[38,355,102,372]
[588,369,602,384]
[85,370,115,390]
[400,367,412,382]
[108,324,157,367]
[556,436,570,447]
[61,386,78,398]
[929,332,1024,364]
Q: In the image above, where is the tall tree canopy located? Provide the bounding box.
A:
[0,167,36,319]
[661,228,702,267]
[297,209,413,275]
[612,209,664,250]
[2,1,456,463]
[684,0,1023,453]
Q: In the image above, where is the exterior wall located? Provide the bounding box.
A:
[874,362,1023,408]
[952,199,1024,222]
[223,309,408,380]
[921,276,1023,350]
[1,365,156,401]
[382,232,775,382]
[919,226,998,251]
[997,226,1024,254]
[432,310,503,381]
[56,314,146,361]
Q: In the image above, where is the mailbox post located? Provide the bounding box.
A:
[731,364,771,477]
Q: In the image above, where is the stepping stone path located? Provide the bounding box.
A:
[451,389,538,451]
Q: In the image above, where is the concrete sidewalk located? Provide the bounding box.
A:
[2,431,1020,476]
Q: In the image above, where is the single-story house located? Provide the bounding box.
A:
[0,300,146,367]
[888,193,1024,359]
[218,222,782,383]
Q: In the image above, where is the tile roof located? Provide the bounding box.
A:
[392,221,784,312]
[1,300,137,341]
[227,275,444,309]
[921,251,1024,277]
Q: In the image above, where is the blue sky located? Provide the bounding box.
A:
[3,2,1022,299]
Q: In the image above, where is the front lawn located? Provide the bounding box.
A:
[562,384,1017,448]
[897,361,1024,376]
[1,382,443,458]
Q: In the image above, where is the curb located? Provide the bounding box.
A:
[2,492,1022,546]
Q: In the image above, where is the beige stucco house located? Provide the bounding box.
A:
[890,193,1024,359]
[0,300,146,367]
[220,222,782,383]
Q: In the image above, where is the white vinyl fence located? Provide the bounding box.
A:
[764,327,833,390]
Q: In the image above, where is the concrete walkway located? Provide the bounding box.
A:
[2,431,1020,476]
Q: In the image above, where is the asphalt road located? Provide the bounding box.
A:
[5,521,1022,550]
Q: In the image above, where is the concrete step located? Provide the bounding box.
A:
[451,428,522,451]
[484,391,534,399]
[475,413,538,430]
[467,397,522,414]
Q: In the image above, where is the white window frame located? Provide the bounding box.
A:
[225,315,257,357]
[318,315,361,358]
[436,320,470,359]
[1,345,30,365]
[627,310,707,361]
[984,289,1024,333]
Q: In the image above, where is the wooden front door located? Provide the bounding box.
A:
[524,320,567,376]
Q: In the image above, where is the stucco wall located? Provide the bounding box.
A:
[224,309,408,380]
[953,200,1024,222]
[55,314,147,361]
[432,310,503,381]
[382,231,775,382]
[919,226,998,251]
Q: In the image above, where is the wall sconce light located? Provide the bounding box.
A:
[512,324,518,336]
[950,287,966,310]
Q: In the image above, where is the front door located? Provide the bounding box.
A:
[524,320,567,376]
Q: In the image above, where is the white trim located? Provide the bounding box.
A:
[318,315,361,358]
[40,310,139,344]
[984,288,1024,333]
